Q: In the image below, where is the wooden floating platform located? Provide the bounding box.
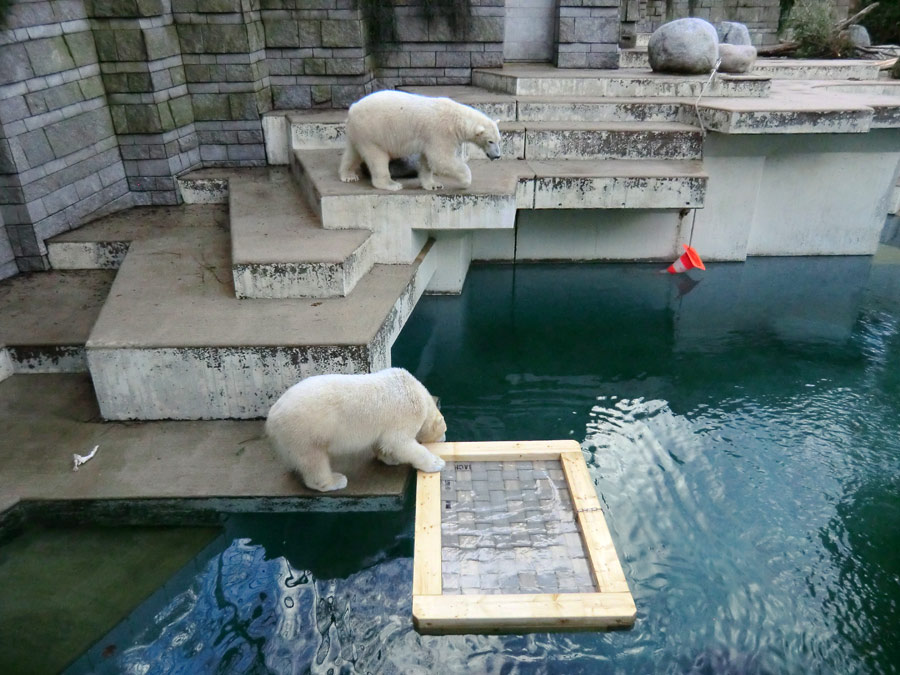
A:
[412,440,636,634]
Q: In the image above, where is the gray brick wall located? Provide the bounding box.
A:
[0,208,15,281]
[0,0,131,272]
[556,0,620,69]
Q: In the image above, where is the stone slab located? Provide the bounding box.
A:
[0,373,409,519]
[751,59,882,81]
[86,215,436,418]
[229,168,374,299]
[527,158,707,209]
[294,149,529,233]
[0,269,115,373]
[472,64,770,98]
[48,205,218,270]
[176,167,243,204]
[522,121,702,160]
[516,97,684,123]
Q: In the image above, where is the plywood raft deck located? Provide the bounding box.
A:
[412,440,636,634]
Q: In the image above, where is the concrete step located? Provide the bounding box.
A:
[229,169,375,299]
[619,48,648,70]
[86,213,437,420]
[522,121,702,160]
[47,205,217,270]
[473,64,770,98]
[176,167,241,204]
[527,158,707,209]
[294,149,706,226]
[0,269,115,374]
[292,149,528,246]
[517,97,684,123]
[618,50,883,81]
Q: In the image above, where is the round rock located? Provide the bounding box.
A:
[718,44,757,74]
[847,25,871,48]
[716,21,752,46]
[648,18,720,75]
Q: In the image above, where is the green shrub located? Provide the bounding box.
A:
[784,0,851,57]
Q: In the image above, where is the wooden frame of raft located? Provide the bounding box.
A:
[412,440,636,634]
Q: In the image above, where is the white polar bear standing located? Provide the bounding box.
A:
[339,90,502,191]
[265,368,447,492]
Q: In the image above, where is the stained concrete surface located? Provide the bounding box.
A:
[0,373,410,523]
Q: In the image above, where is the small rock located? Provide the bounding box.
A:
[716,21,752,46]
[847,24,871,48]
[718,44,757,74]
[648,18,719,75]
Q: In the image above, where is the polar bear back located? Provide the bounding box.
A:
[346,90,492,158]
[265,368,436,455]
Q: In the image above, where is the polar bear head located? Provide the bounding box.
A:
[417,402,447,443]
[472,120,501,160]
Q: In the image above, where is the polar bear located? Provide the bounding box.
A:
[265,368,447,492]
[339,90,501,192]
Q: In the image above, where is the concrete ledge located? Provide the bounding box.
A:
[398,85,519,121]
[177,169,233,204]
[0,374,410,521]
[85,218,436,419]
[0,269,115,374]
[47,205,217,270]
[523,121,702,160]
[752,59,882,81]
[229,168,375,299]
[293,149,527,233]
[517,97,684,122]
[473,65,771,98]
[528,159,707,209]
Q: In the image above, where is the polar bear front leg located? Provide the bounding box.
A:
[377,434,446,473]
[428,153,472,189]
[358,144,402,191]
[339,143,363,183]
[418,155,443,191]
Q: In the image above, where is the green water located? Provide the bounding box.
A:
[58,254,900,674]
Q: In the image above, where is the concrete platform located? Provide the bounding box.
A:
[0,269,115,374]
[229,169,375,299]
[0,373,410,528]
[85,207,437,419]
[522,121,701,160]
[473,64,771,98]
[47,205,219,269]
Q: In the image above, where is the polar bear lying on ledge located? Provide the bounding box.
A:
[265,368,447,492]
[339,90,502,191]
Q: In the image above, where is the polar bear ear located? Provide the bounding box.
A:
[474,124,485,136]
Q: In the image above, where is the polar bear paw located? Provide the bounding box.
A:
[340,172,360,183]
[421,177,443,191]
[311,473,348,492]
[417,454,446,473]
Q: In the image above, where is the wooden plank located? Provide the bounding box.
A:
[560,451,632,594]
[424,440,580,462]
[413,592,636,634]
[412,470,442,596]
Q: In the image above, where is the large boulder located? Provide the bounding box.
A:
[716,21,752,46]
[847,25,871,48]
[648,18,719,75]
[718,44,757,74]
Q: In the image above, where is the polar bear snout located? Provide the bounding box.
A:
[484,141,501,160]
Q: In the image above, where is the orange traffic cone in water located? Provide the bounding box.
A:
[665,244,705,274]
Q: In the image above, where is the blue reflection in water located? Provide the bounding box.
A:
[67,257,900,674]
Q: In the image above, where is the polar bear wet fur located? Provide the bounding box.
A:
[265,368,447,492]
[339,90,501,191]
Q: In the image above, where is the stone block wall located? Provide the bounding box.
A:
[372,0,504,90]
[0,0,510,275]
[556,0,619,68]
[0,0,131,272]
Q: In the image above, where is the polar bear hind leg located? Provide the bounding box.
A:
[339,143,363,183]
[292,443,348,492]
[357,143,402,191]
[377,432,445,473]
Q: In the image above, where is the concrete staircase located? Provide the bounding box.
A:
[24,63,897,420]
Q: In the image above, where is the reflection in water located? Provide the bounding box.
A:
[67,259,900,674]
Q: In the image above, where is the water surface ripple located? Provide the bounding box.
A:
[68,260,900,674]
